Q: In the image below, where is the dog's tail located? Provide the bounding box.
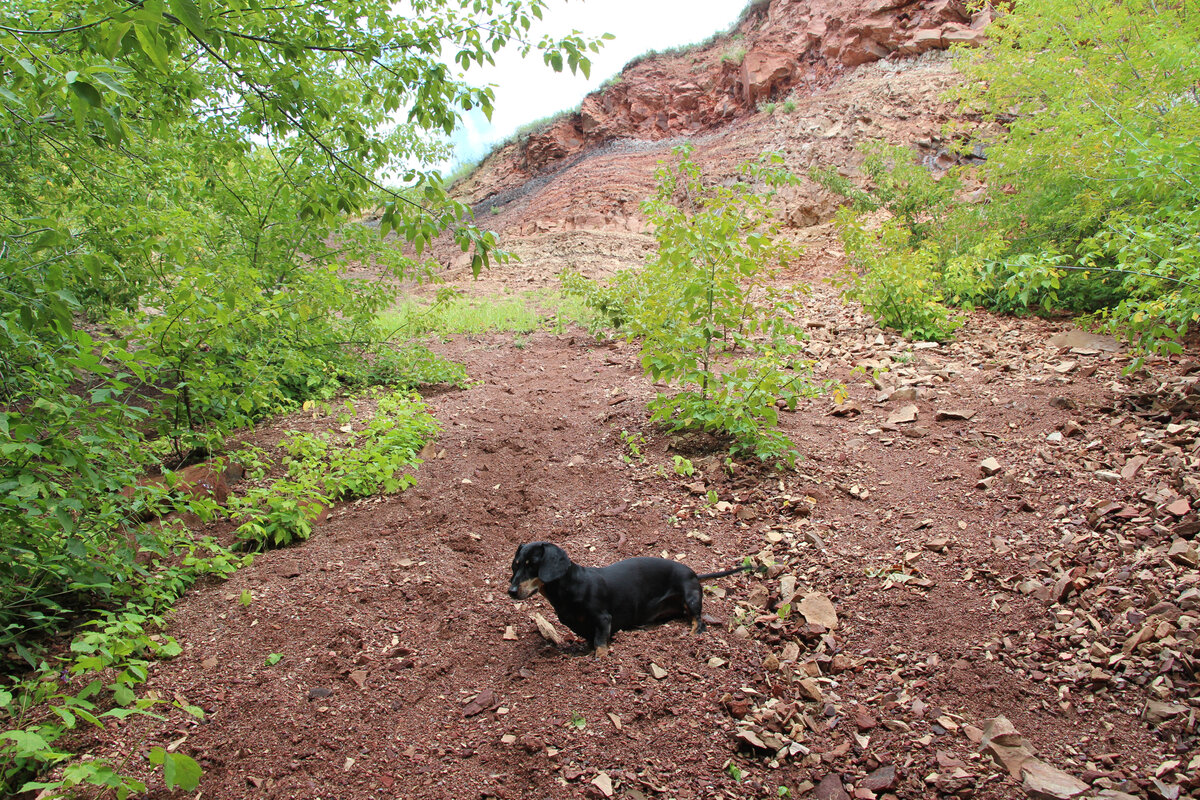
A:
[697,562,761,581]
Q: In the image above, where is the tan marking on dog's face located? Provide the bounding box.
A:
[513,577,543,600]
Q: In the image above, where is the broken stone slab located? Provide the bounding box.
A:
[981,715,1037,778]
[1165,497,1193,517]
[934,408,976,421]
[797,592,838,629]
[814,773,850,800]
[531,613,564,646]
[886,404,919,425]
[1145,700,1188,724]
[1047,329,1125,352]
[1168,539,1199,569]
[860,764,897,793]
[980,457,1002,477]
[1020,758,1090,799]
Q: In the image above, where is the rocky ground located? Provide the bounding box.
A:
[75,4,1200,797]
[79,225,1199,800]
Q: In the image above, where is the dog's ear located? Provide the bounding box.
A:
[537,544,571,583]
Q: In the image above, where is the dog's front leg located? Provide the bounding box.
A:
[591,613,612,657]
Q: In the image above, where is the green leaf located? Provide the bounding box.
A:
[149,747,203,790]
[168,0,207,38]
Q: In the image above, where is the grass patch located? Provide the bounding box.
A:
[379,290,604,339]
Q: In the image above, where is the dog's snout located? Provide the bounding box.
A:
[507,584,520,599]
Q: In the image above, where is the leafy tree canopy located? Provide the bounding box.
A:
[0,0,605,649]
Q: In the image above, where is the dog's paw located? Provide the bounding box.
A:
[594,644,610,657]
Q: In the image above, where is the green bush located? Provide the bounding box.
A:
[833,210,962,342]
[567,146,825,466]
[946,0,1200,358]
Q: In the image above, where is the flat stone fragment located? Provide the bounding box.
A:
[798,592,839,629]
[1020,758,1090,799]
[934,408,976,421]
[980,457,1002,476]
[1048,329,1125,352]
[860,764,897,792]
[886,404,919,424]
[815,773,850,800]
[1165,497,1193,517]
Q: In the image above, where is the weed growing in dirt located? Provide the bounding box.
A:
[758,101,777,115]
[566,146,828,466]
[619,430,648,464]
[672,456,695,476]
[233,390,438,550]
[720,44,747,65]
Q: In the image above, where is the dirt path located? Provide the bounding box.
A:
[82,243,1200,799]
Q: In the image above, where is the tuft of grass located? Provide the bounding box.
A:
[721,44,747,65]
[379,290,604,339]
[758,100,776,115]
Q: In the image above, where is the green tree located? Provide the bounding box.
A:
[569,146,825,465]
[0,0,606,647]
[949,0,1200,355]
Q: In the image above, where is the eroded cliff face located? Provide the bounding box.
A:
[455,0,989,206]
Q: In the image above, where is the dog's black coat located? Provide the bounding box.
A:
[507,541,749,654]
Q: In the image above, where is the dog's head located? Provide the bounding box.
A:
[508,541,572,600]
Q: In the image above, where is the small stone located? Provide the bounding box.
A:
[307,687,333,701]
[531,613,564,646]
[463,688,499,717]
[860,764,897,792]
[924,537,950,552]
[648,663,668,680]
[979,457,1002,476]
[347,669,367,689]
[1168,539,1199,568]
[590,771,614,797]
[798,593,838,629]
[890,386,919,402]
[934,408,976,421]
[854,708,877,731]
[500,734,517,744]
[797,678,823,703]
[503,626,518,640]
[1020,758,1090,799]
[815,773,851,800]
[1166,498,1193,517]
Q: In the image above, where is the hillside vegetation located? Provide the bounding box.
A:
[1,0,1198,795]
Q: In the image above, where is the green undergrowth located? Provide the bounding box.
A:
[1,388,438,797]
[816,0,1200,364]
[379,289,603,338]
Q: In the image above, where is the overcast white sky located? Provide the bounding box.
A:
[445,0,748,166]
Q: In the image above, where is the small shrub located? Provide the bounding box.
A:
[758,101,777,115]
[721,45,747,65]
[833,209,962,342]
[569,146,828,466]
